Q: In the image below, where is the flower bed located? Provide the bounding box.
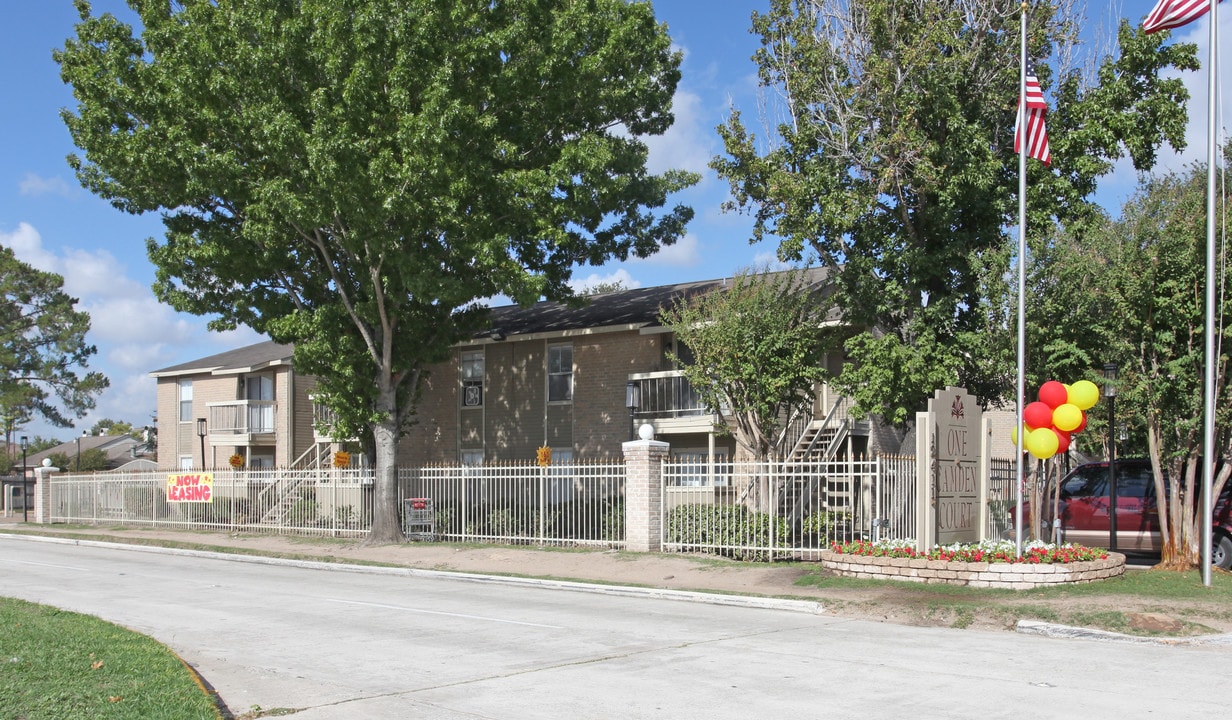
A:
[820,540,1125,590]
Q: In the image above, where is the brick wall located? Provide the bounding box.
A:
[400,329,661,464]
[818,550,1126,589]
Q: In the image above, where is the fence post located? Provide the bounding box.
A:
[622,432,669,552]
[33,463,58,524]
[979,415,992,542]
[914,410,933,551]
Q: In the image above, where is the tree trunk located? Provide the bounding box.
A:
[365,381,404,545]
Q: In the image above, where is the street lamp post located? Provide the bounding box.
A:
[20,435,28,523]
[196,418,207,470]
[625,382,641,441]
[1104,363,1118,552]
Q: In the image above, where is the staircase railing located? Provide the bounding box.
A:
[256,471,312,524]
[290,443,332,470]
[775,400,816,460]
[787,397,850,465]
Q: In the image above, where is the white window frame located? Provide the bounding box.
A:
[547,344,573,403]
[179,380,193,422]
[670,449,731,487]
[246,375,275,433]
[461,350,484,408]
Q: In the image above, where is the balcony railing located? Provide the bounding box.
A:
[627,371,710,419]
[312,402,355,442]
[207,400,276,435]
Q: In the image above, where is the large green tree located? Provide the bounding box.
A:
[57,0,695,542]
[713,0,1197,424]
[0,245,109,437]
[1092,159,1232,570]
[659,268,841,462]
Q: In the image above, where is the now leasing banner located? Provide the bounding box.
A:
[166,473,214,503]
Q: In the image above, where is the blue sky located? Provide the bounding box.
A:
[2,0,1225,442]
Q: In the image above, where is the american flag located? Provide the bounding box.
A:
[1015,61,1050,165]
[1144,0,1223,34]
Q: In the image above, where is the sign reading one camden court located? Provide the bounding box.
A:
[921,386,982,547]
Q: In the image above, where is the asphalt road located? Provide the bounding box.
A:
[0,536,1225,719]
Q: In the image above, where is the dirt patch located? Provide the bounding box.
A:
[5,524,1231,637]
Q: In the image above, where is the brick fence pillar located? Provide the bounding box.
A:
[33,462,58,524]
[623,436,670,552]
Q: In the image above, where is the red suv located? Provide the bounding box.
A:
[1022,460,1232,569]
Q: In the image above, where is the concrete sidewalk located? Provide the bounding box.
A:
[0,518,826,603]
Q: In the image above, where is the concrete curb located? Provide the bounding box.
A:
[0,533,827,616]
[1016,619,1232,646]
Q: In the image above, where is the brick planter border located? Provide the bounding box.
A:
[817,550,1125,590]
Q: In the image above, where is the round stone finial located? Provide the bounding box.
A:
[41,458,52,467]
[637,423,655,441]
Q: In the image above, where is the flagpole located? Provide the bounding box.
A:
[1202,0,1217,587]
[1015,0,1029,559]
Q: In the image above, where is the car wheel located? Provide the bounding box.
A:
[1214,534,1232,571]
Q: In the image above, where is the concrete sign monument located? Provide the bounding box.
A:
[916,386,983,548]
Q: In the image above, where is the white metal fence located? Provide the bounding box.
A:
[986,458,1019,540]
[48,463,626,546]
[398,462,625,548]
[50,468,375,536]
[44,455,1016,557]
[661,455,918,560]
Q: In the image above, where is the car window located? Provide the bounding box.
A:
[1061,467,1108,498]
[1116,467,1152,499]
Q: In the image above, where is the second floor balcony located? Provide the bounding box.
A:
[312,401,355,443]
[207,400,276,445]
[627,371,718,433]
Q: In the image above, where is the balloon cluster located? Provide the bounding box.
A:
[1013,379,1100,459]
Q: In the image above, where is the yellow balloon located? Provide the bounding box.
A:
[1053,403,1083,432]
[1068,380,1099,411]
[1026,427,1059,459]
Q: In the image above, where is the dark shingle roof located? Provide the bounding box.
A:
[484,266,836,338]
[149,340,293,377]
[147,268,837,371]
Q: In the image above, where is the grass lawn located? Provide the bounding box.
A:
[796,565,1232,634]
[0,597,219,720]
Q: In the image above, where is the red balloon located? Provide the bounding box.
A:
[1074,411,1088,433]
[1055,429,1072,454]
[1024,401,1054,429]
[1038,380,1068,408]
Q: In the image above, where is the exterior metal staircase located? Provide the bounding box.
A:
[777,398,855,535]
[290,443,333,471]
[260,443,354,525]
[257,472,311,525]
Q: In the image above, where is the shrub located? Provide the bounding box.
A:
[666,503,791,560]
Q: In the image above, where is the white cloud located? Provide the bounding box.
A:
[643,89,714,176]
[632,231,702,267]
[3,221,252,438]
[570,268,643,294]
[2,222,57,268]
[19,173,73,198]
[750,250,793,272]
[1135,14,1232,174]
[61,246,148,300]
[1092,13,1232,216]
